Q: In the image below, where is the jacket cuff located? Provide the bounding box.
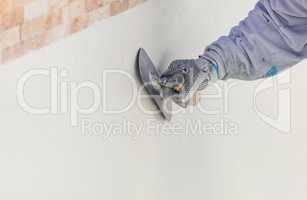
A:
[200,45,228,80]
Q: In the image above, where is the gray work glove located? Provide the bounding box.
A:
[160,58,218,108]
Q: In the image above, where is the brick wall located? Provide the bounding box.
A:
[0,0,144,64]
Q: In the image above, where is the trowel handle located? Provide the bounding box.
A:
[159,74,185,92]
[160,73,202,106]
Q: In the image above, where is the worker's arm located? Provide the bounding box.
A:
[203,0,307,80]
[161,0,307,107]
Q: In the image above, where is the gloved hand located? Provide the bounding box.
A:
[160,58,218,108]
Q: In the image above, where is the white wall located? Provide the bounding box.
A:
[0,0,307,199]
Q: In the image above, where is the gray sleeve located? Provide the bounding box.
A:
[202,0,307,80]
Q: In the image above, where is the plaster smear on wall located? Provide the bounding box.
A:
[0,0,144,64]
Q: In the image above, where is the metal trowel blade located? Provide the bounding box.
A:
[137,48,172,121]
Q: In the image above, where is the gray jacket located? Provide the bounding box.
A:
[203,0,307,80]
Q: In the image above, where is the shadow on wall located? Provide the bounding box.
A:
[0,0,145,64]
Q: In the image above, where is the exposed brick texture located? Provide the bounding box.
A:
[0,0,145,64]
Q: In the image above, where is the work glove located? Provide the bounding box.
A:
[160,58,218,108]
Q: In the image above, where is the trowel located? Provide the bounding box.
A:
[137,48,178,121]
[137,48,203,121]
